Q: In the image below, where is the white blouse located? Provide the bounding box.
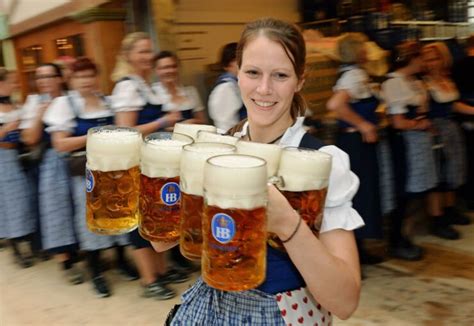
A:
[0,108,22,124]
[152,82,204,113]
[208,81,243,133]
[235,117,364,233]
[333,66,375,101]
[111,75,162,112]
[382,72,428,115]
[424,77,460,103]
[43,91,112,134]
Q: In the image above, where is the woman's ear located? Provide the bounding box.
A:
[296,78,305,92]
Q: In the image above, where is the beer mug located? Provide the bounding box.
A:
[86,126,142,235]
[268,147,332,250]
[179,143,236,260]
[202,154,268,291]
[173,123,217,140]
[236,140,282,178]
[196,130,239,145]
[139,132,194,242]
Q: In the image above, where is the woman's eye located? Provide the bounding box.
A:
[245,70,259,77]
[274,72,289,80]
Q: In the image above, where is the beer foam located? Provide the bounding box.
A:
[141,138,191,178]
[87,127,142,172]
[180,143,236,196]
[196,131,239,145]
[236,140,282,178]
[278,148,332,191]
[173,123,217,140]
[204,154,268,209]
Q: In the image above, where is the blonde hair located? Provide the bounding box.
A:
[338,33,367,64]
[111,32,151,82]
[422,42,453,71]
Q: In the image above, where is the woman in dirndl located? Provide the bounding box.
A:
[0,68,35,268]
[421,42,470,237]
[44,57,136,298]
[20,63,83,284]
[153,18,363,325]
[382,41,438,253]
[111,32,186,300]
[327,33,388,263]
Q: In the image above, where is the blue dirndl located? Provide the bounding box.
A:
[170,278,285,326]
[38,148,77,250]
[0,148,34,238]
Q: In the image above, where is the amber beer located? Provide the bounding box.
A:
[173,123,217,140]
[236,140,282,178]
[139,132,193,242]
[268,147,332,250]
[202,154,268,291]
[179,143,236,260]
[86,126,142,235]
[196,130,239,145]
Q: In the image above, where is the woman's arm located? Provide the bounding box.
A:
[0,121,20,139]
[21,103,49,146]
[390,114,430,130]
[115,110,181,136]
[454,101,474,115]
[267,186,360,320]
[150,241,179,253]
[51,131,87,153]
[327,90,378,143]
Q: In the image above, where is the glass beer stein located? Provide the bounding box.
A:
[86,126,142,235]
[202,154,268,291]
[196,130,239,145]
[268,147,332,250]
[139,132,193,242]
[173,123,217,140]
[236,140,282,179]
[179,143,236,260]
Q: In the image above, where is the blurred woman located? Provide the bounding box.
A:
[422,42,469,237]
[0,68,35,268]
[327,33,384,264]
[20,63,83,284]
[44,57,137,298]
[111,32,184,300]
[382,42,434,259]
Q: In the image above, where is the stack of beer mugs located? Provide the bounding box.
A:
[139,132,193,242]
[85,124,333,291]
[86,126,142,235]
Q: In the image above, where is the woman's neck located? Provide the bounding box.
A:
[163,80,177,93]
[135,69,150,82]
[48,90,61,98]
[247,115,293,144]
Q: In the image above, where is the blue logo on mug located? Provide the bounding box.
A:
[86,169,94,193]
[161,182,181,206]
[211,213,236,244]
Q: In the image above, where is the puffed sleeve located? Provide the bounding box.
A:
[42,96,76,134]
[319,145,365,233]
[382,78,410,115]
[19,95,41,129]
[188,86,204,112]
[333,69,371,100]
[111,79,146,112]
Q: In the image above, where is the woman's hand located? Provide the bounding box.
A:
[162,111,182,128]
[358,121,378,143]
[266,185,300,239]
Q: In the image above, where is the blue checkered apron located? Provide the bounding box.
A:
[0,148,35,238]
[170,278,285,326]
[38,148,77,250]
[377,131,396,215]
[71,176,129,251]
[432,118,467,190]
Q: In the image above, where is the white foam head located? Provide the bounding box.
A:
[140,132,193,178]
[86,126,142,172]
[173,123,217,140]
[204,154,268,209]
[180,142,236,196]
[196,130,239,145]
[236,140,282,178]
[277,147,332,191]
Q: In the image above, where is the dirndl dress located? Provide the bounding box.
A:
[0,148,35,239]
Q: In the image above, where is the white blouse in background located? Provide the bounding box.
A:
[382,72,428,115]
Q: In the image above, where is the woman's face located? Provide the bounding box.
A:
[35,66,62,94]
[155,56,179,84]
[238,35,303,130]
[70,69,98,95]
[127,38,154,74]
[422,47,444,73]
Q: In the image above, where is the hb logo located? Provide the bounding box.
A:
[86,169,94,193]
[211,213,236,244]
[161,182,181,206]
